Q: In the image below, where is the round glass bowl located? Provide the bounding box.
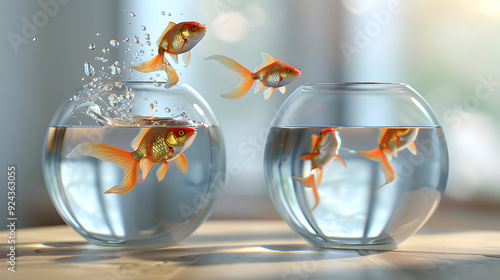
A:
[264,83,448,249]
[43,82,225,246]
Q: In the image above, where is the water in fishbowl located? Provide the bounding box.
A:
[265,126,447,247]
[44,125,223,246]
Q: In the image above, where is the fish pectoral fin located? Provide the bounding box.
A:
[279,86,286,94]
[408,142,417,155]
[335,155,347,167]
[139,158,154,180]
[157,22,176,46]
[299,152,320,160]
[263,87,275,100]
[164,64,179,88]
[131,53,166,72]
[156,162,168,182]
[174,153,189,173]
[376,155,396,191]
[310,134,319,153]
[254,80,265,93]
[170,54,179,64]
[183,51,192,66]
[131,128,151,150]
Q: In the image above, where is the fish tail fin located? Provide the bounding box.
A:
[164,64,179,88]
[131,52,166,72]
[293,167,322,211]
[205,55,254,99]
[67,142,140,194]
[355,148,395,191]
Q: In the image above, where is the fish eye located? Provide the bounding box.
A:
[179,130,185,136]
[288,69,293,74]
[191,26,197,31]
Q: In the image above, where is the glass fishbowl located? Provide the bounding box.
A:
[264,83,448,249]
[43,82,226,246]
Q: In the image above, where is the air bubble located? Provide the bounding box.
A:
[125,91,134,101]
[130,12,136,17]
[141,25,146,31]
[164,107,171,113]
[83,61,95,77]
[146,41,151,46]
[102,47,110,54]
[110,40,119,48]
[111,62,121,76]
[88,44,96,50]
[161,11,165,16]
[32,37,38,41]
[123,37,129,42]
[145,33,150,40]
[134,35,140,44]
[96,33,101,36]
[168,13,171,16]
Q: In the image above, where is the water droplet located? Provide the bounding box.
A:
[114,82,123,89]
[108,93,117,101]
[164,107,171,113]
[111,62,121,76]
[149,103,155,110]
[32,37,38,42]
[141,25,146,31]
[153,81,161,87]
[84,61,95,77]
[146,41,151,46]
[128,22,131,24]
[102,47,110,54]
[156,73,160,77]
[134,35,140,44]
[96,33,101,36]
[145,33,150,40]
[110,40,119,48]
[161,11,165,16]
[73,94,80,100]
[130,12,136,17]
[125,91,134,101]
[88,43,96,50]
[123,37,129,42]
[175,105,180,110]
[168,13,171,16]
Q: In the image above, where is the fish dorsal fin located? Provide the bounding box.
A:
[174,153,188,173]
[131,128,151,150]
[254,52,277,72]
[157,22,176,46]
[310,134,319,153]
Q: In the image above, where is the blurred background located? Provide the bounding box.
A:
[1,0,500,228]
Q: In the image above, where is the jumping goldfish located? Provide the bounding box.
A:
[293,128,346,210]
[355,128,419,191]
[67,127,197,194]
[205,53,301,100]
[131,21,207,87]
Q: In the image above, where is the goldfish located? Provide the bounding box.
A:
[205,52,301,100]
[131,21,207,87]
[293,128,346,210]
[355,128,419,191]
[67,127,197,194]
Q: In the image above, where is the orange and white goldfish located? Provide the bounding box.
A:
[205,53,301,100]
[355,128,419,191]
[67,127,197,194]
[293,128,346,210]
[131,21,207,86]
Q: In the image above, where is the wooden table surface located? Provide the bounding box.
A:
[1,205,500,280]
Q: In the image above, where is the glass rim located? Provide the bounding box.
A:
[302,82,408,88]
